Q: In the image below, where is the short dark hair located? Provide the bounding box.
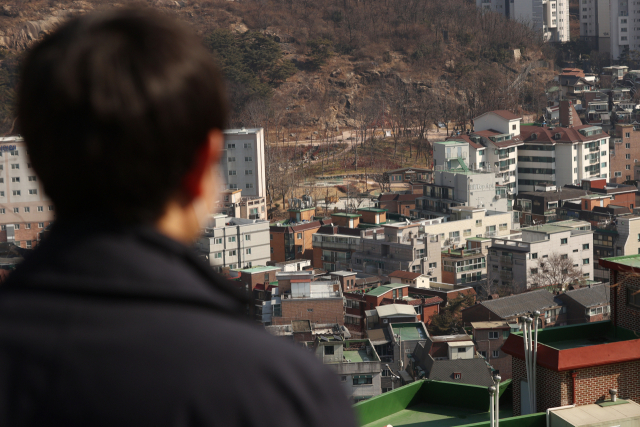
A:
[18,8,228,223]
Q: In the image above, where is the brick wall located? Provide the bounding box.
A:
[270,231,287,263]
[273,298,345,326]
[474,328,512,379]
[512,357,640,415]
[613,271,640,334]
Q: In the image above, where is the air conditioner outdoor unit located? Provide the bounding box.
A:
[495,195,501,199]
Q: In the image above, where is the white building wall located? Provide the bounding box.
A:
[221,128,266,198]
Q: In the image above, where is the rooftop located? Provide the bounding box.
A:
[355,380,515,427]
[356,207,388,213]
[473,289,563,319]
[390,322,429,341]
[388,270,422,280]
[376,304,417,318]
[599,254,640,273]
[502,321,640,371]
[365,284,407,296]
[332,213,362,218]
[562,284,609,308]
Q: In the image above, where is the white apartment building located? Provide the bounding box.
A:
[197,214,270,271]
[517,125,610,191]
[579,0,610,54]
[609,0,639,60]
[469,110,524,195]
[489,220,594,293]
[477,0,569,42]
[221,128,266,198]
[0,136,54,248]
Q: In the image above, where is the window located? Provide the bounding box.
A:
[324,345,334,355]
[246,183,253,189]
[26,240,31,249]
[14,224,19,230]
[561,254,568,259]
[584,243,590,249]
[531,253,538,259]
[270,247,274,254]
[11,177,19,183]
[615,172,622,177]
[228,170,236,176]
[503,330,509,339]
[214,237,223,244]
[245,156,252,162]
[228,157,236,162]
[480,351,487,358]
[626,154,631,159]
[28,189,37,195]
[246,248,251,254]
[583,258,590,265]
[457,347,466,353]
[492,350,500,358]
[561,238,568,245]
[297,246,302,253]
[489,331,499,339]
[626,132,631,138]
[227,143,236,149]
[214,252,222,259]
[627,165,631,170]
[229,184,237,189]
[228,236,236,243]
[382,369,391,377]
[12,190,19,196]
[297,233,302,239]
[429,262,437,268]
[453,373,462,380]
[11,164,18,169]
[244,143,252,149]
[270,234,273,240]
[352,375,373,385]
[0,209,4,214]
[12,207,18,213]
[37,206,43,212]
[9,150,17,156]
[24,207,29,213]
[531,268,538,274]
[27,176,36,182]
[228,250,237,256]
[341,376,347,382]
[38,223,43,228]
[626,143,631,149]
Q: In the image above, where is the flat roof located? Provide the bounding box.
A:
[502,321,640,371]
[600,254,640,272]
[447,340,474,347]
[390,322,428,341]
[362,403,512,427]
[466,237,491,242]
[357,207,388,213]
[332,213,362,218]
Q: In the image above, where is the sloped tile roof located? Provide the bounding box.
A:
[479,289,563,319]
[563,284,610,308]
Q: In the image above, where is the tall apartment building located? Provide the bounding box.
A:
[476,0,569,42]
[610,123,640,183]
[609,0,639,60]
[488,220,594,293]
[221,128,266,198]
[196,214,270,271]
[578,0,610,54]
[0,136,54,248]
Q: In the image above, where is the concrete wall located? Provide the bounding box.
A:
[221,128,265,198]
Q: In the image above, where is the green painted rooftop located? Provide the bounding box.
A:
[601,254,640,268]
[332,213,362,218]
[514,321,638,350]
[365,284,404,296]
[357,207,388,213]
[362,403,512,427]
[390,322,429,341]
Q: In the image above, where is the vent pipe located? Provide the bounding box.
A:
[610,389,618,402]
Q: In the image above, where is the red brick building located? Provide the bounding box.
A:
[273,297,345,326]
[376,193,420,216]
[501,255,640,415]
[610,124,640,184]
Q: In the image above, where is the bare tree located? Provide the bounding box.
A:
[528,253,587,292]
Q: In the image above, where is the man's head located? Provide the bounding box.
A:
[18,9,227,232]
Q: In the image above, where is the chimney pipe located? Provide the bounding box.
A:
[610,389,618,402]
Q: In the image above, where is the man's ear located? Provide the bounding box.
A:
[182,129,223,200]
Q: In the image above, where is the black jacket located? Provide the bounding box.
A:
[0,221,357,427]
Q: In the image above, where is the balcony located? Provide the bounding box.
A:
[589,146,599,152]
[499,153,511,160]
[499,165,511,171]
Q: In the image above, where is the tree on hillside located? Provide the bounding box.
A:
[527,253,587,292]
[427,293,475,336]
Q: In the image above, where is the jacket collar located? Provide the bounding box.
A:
[2,219,250,317]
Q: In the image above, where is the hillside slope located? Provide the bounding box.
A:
[0,0,555,136]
